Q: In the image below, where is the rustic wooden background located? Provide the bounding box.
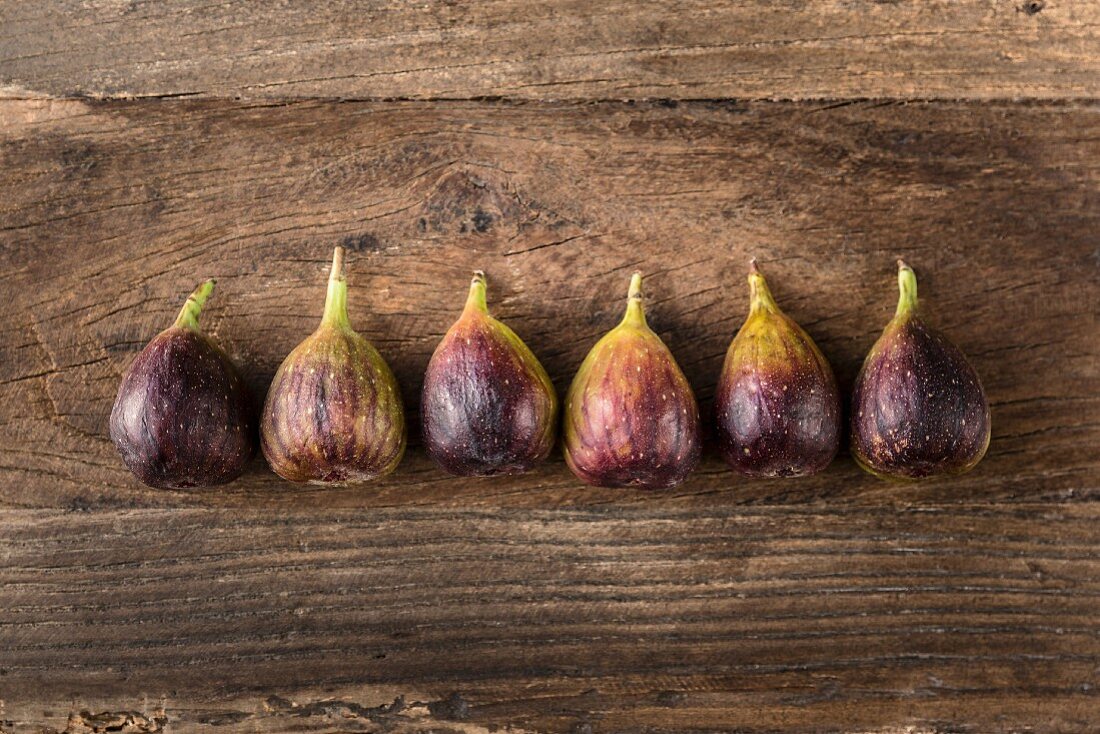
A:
[1,2,1099,733]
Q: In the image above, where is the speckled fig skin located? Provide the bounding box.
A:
[109,280,257,489]
[715,261,840,477]
[563,272,701,489]
[421,271,558,476]
[850,260,990,480]
[261,247,405,484]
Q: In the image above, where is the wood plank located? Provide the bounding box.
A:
[1,98,1097,509]
[1,503,1098,733]
[1,1,1098,101]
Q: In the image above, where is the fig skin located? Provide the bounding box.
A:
[109,280,257,489]
[715,261,841,477]
[850,260,991,480]
[421,271,558,476]
[261,247,406,484]
[563,272,701,489]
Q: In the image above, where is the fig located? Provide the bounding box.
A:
[261,247,405,483]
[563,272,701,488]
[421,271,558,476]
[850,260,990,479]
[109,279,256,489]
[715,260,841,477]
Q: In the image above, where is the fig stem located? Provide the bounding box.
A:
[321,246,350,328]
[748,261,778,314]
[622,271,647,327]
[465,270,489,314]
[174,279,216,330]
[896,259,918,317]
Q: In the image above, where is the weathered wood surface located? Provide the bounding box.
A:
[1,1,1098,101]
[1,99,1097,509]
[2,504,1099,733]
[1,98,1098,732]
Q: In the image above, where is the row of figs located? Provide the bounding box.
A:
[111,248,991,490]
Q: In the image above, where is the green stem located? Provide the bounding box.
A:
[321,246,350,328]
[174,279,215,330]
[464,270,489,314]
[748,258,778,314]
[621,271,647,327]
[896,259,918,318]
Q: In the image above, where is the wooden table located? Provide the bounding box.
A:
[1,3,1098,732]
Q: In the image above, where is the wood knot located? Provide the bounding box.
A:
[419,168,523,237]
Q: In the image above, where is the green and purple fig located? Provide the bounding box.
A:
[261,247,405,483]
[563,272,701,489]
[715,260,841,477]
[110,280,257,489]
[421,271,558,476]
[850,260,990,480]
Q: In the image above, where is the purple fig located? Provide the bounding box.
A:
[850,260,991,479]
[261,247,405,483]
[110,280,256,488]
[421,271,558,476]
[715,260,841,477]
[563,272,701,489]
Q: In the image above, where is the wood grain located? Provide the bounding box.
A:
[1,98,1097,510]
[1,1,1098,101]
[1,97,1098,732]
[2,504,1099,733]
[3,1,1099,730]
